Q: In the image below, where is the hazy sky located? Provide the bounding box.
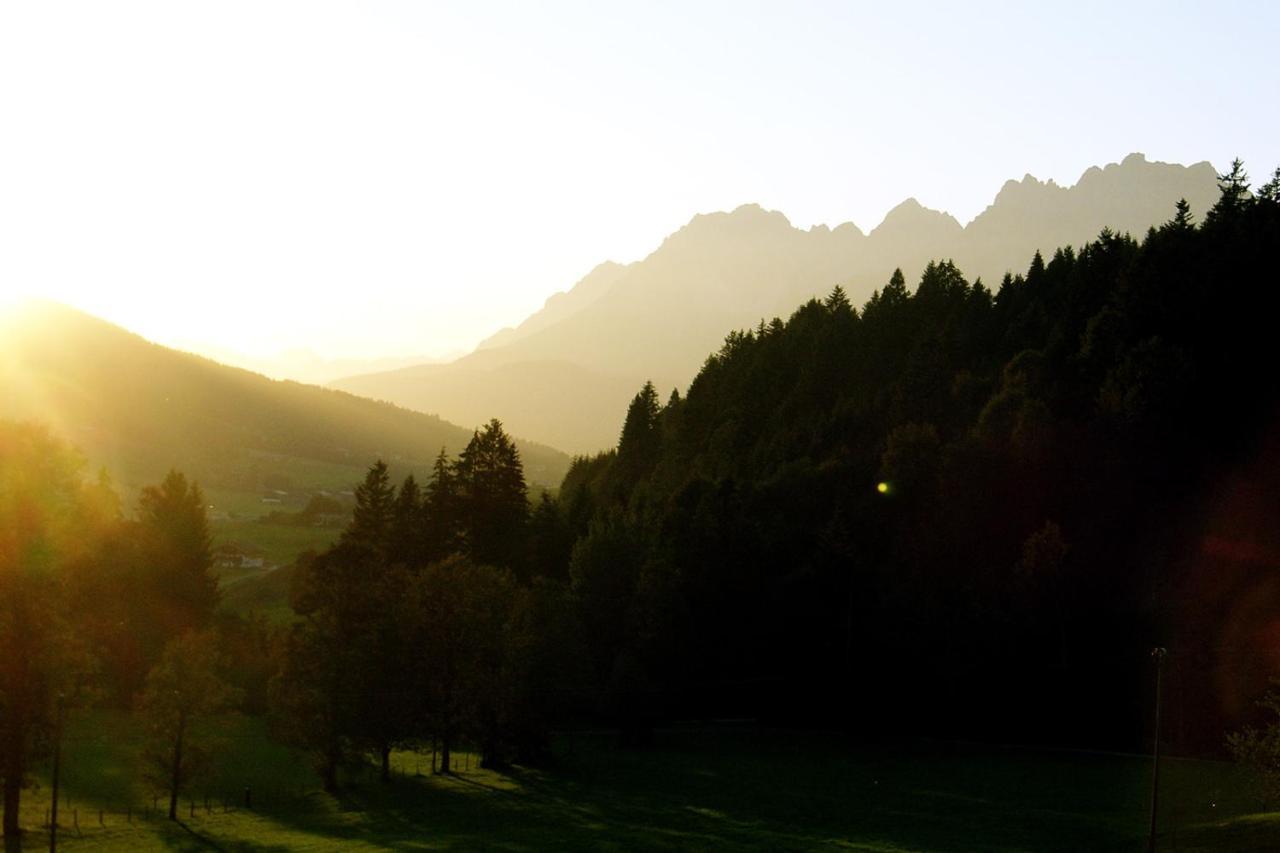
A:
[2,1,1277,366]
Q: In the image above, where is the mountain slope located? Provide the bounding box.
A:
[0,302,571,493]
[476,261,630,352]
[333,154,1219,453]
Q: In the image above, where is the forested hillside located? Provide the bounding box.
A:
[0,303,570,492]
[556,163,1280,752]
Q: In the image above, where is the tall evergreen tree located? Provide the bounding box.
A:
[389,474,424,566]
[1206,158,1251,224]
[341,460,396,560]
[824,285,852,314]
[615,381,662,490]
[424,448,463,563]
[525,491,573,583]
[1259,167,1280,203]
[455,420,528,569]
[137,470,217,627]
[1169,197,1194,230]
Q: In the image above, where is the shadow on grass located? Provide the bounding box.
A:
[218,730,1242,852]
[35,725,1270,851]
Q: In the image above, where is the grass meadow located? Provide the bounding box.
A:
[12,713,1276,851]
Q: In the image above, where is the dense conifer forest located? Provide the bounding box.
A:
[553,163,1280,751]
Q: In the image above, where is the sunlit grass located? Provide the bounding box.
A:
[212,520,339,569]
[11,714,1274,851]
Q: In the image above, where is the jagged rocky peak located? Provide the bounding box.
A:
[872,197,962,235]
[991,172,1062,207]
[686,203,793,234]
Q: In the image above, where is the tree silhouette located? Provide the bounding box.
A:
[137,470,218,628]
[139,631,240,820]
[0,423,100,851]
[455,420,528,570]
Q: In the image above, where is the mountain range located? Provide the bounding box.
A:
[330,153,1219,453]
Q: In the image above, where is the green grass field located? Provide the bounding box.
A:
[11,713,1277,851]
[210,520,337,623]
[212,520,340,569]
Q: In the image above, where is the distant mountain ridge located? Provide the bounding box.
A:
[476,261,629,352]
[193,346,455,386]
[332,153,1219,453]
[0,301,570,491]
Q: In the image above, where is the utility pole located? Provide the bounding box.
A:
[1148,647,1168,853]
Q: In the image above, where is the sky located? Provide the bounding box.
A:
[2,0,1277,372]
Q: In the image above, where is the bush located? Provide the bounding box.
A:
[1227,679,1280,805]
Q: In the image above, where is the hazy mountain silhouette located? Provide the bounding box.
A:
[0,301,570,491]
[477,261,629,351]
[189,345,458,385]
[332,153,1218,453]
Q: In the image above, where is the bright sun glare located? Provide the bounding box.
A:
[0,291,28,314]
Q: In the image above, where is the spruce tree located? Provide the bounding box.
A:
[883,268,909,304]
[424,448,463,563]
[1207,158,1250,224]
[824,285,852,314]
[1258,167,1280,203]
[137,470,218,628]
[1170,197,1194,230]
[455,420,528,569]
[342,460,395,559]
[389,474,423,566]
[618,383,661,462]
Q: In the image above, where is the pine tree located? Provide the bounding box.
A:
[1207,158,1251,224]
[137,470,217,628]
[424,448,463,563]
[1027,250,1046,284]
[1169,197,1194,230]
[456,421,528,569]
[342,460,395,559]
[389,474,423,566]
[613,382,663,497]
[525,491,573,582]
[1258,167,1280,203]
[278,461,405,792]
[884,268,908,303]
[824,285,852,314]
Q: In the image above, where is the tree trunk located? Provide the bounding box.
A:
[321,740,340,793]
[439,736,451,774]
[168,713,186,821]
[49,705,63,853]
[380,744,391,783]
[3,726,25,853]
[3,777,20,853]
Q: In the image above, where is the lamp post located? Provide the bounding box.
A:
[1148,647,1168,853]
